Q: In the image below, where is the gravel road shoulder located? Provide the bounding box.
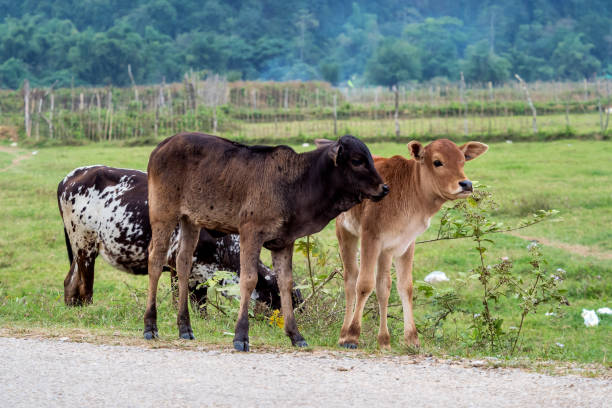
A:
[0,336,610,407]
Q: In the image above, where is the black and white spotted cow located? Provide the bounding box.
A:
[57,165,296,311]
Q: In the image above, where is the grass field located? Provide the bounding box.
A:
[0,139,610,368]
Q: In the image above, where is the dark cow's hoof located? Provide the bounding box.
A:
[340,342,358,349]
[233,340,250,352]
[179,331,195,340]
[294,340,309,348]
[143,330,158,340]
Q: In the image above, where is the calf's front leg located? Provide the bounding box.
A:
[339,236,382,348]
[272,244,307,347]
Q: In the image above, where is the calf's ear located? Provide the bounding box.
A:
[459,142,488,161]
[407,141,424,161]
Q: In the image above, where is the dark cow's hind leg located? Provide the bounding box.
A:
[272,244,307,347]
[176,217,200,340]
[144,220,175,340]
[233,227,262,352]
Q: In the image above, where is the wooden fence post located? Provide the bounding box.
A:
[23,79,31,139]
[333,93,338,136]
[460,72,468,136]
[515,74,537,134]
[393,85,400,138]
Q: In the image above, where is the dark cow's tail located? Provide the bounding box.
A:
[63,227,74,266]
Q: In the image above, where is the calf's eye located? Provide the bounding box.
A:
[351,158,364,166]
[433,160,443,167]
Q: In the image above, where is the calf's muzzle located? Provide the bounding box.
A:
[459,180,473,192]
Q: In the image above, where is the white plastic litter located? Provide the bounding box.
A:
[556,342,564,348]
[545,312,556,316]
[10,142,17,147]
[505,140,513,144]
[581,309,599,327]
[302,143,310,147]
[31,151,38,155]
[424,271,450,284]
[596,307,612,315]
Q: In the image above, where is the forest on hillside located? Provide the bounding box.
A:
[0,0,611,89]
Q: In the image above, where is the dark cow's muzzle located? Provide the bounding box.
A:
[370,184,389,202]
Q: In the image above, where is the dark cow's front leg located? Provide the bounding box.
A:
[175,218,201,340]
[233,227,262,352]
[272,244,307,347]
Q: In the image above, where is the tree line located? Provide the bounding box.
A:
[0,0,610,89]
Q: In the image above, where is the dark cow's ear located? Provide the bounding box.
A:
[316,138,342,166]
[407,141,424,161]
[459,142,488,161]
[314,138,334,148]
[328,143,342,166]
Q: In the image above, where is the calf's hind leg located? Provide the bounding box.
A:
[375,251,393,349]
[175,217,200,339]
[144,219,176,340]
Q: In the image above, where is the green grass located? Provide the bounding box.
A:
[0,139,610,367]
[0,151,12,168]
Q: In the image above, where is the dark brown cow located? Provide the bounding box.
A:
[57,166,298,311]
[145,133,388,350]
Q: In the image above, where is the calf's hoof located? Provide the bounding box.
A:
[339,342,358,349]
[293,340,309,348]
[233,340,250,352]
[143,330,158,340]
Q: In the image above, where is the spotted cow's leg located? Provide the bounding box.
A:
[189,281,208,317]
[64,246,97,306]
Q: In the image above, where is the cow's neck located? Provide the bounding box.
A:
[291,149,351,234]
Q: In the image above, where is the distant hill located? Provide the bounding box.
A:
[0,0,610,88]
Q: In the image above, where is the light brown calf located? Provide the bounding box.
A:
[336,139,488,349]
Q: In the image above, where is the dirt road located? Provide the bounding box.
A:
[0,337,609,407]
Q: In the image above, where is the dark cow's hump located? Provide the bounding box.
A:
[168,132,295,156]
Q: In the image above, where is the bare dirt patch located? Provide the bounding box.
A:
[509,232,612,261]
[0,145,32,172]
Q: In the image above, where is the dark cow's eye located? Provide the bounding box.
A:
[433,160,443,167]
[351,158,364,166]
